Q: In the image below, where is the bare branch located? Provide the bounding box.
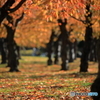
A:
[15,12,24,26]
[69,14,86,24]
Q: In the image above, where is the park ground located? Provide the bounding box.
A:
[0,53,98,100]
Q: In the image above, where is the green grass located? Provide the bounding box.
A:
[20,49,33,56]
[0,56,98,99]
[20,56,48,64]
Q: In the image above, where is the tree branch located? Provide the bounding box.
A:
[2,0,15,9]
[69,14,86,24]
[15,12,24,26]
[9,0,26,13]
[0,0,15,23]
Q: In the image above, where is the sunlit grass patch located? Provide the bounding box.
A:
[19,56,48,64]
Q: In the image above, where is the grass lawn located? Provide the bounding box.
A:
[0,56,98,100]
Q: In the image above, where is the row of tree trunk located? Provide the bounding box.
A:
[46,2,100,99]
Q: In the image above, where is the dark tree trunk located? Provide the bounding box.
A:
[4,13,24,72]
[54,34,62,64]
[16,45,21,59]
[91,38,100,100]
[47,29,55,65]
[54,41,59,64]
[89,38,97,62]
[73,39,77,60]
[67,25,75,62]
[0,38,7,64]
[80,4,93,72]
[58,19,69,70]
[69,41,74,62]
[4,25,19,72]
[47,43,53,65]
[61,40,69,70]
[80,26,93,72]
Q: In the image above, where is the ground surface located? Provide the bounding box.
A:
[0,56,98,100]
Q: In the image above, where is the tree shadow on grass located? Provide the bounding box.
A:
[0,71,97,80]
[29,72,97,80]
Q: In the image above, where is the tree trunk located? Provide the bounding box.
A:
[5,24,19,72]
[91,38,100,100]
[54,34,62,64]
[7,41,19,72]
[0,38,7,64]
[80,4,93,72]
[61,41,69,70]
[58,19,69,70]
[54,41,59,64]
[69,41,74,62]
[47,29,55,65]
[80,26,93,72]
[16,45,21,59]
[47,43,53,65]
[4,13,24,72]
[73,39,77,60]
[89,38,97,62]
